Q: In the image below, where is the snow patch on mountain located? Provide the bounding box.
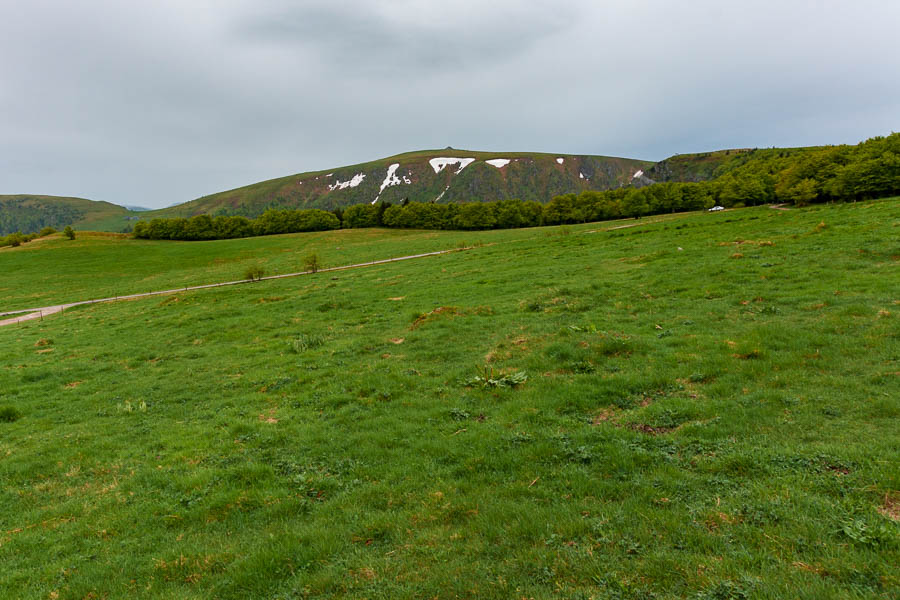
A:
[372,163,412,204]
[485,159,511,168]
[328,173,365,191]
[579,172,587,180]
[435,184,451,202]
[633,170,644,179]
[429,157,475,174]
[556,158,564,164]
[380,163,402,193]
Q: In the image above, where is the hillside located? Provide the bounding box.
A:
[644,145,825,183]
[0,195,141,235]
[149,149,654,219]
[5,135,895,234]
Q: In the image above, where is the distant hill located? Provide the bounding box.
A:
[0,195,143,236]
[4,138,889,234]
[147,149,654,219]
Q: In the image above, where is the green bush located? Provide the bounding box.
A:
[304,253,321,273]
[244,265,265,281]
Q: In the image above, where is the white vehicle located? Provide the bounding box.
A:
[708,205,725,212]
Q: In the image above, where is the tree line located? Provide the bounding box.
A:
[132,209,341,240]
[694,132,900,206]
[131,133,899,240]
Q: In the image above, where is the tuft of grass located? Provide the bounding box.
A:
[463,366,528,388]
[0,406,22,422]
[289,334,326,353]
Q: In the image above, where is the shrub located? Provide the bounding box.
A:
[63,226,75,240]
[304,253,321,273]
[244,265,265,281]
[39,227,57,237]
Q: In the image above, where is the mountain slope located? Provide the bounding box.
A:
[0,195,142,235]
[149,149,653,219]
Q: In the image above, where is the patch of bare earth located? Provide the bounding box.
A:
[878,493,899,521]
[591,409,618,425]
[410,306,461,329]
[628,423,675,435]
[258,409,279,424]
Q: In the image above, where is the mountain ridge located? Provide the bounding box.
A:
[0,141,857,234]
[148,148,654,220]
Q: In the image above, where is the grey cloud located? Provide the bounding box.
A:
[1,0,898,208]
[234,1,575,73]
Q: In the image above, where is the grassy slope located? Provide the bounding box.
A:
[150,149,654,218]
[0,195,142,235]
[0,226,567,312]
[0,201,898,598]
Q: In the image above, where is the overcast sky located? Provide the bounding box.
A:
[2,0,898,208]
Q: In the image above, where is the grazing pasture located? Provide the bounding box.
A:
[0,201,897,598]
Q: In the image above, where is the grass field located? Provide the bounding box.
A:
[1,201,898,599]
[0,227,510,313]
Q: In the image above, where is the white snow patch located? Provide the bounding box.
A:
[372,163,412,204]
[429,157,475,174]
[435,184,451,202]
[485,158,511,168]
[556,157,564,164]
[328,173,365,191]
[579,172,586,179]
[380,163,402,193]
[633,170,644,179]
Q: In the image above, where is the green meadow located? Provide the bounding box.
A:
[0,226,562,313]
[1,201,898,599]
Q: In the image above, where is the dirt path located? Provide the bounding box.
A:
[0,306,65,327]
[0,247,472,328]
